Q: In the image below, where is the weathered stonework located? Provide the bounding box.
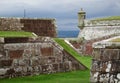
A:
[78,26,120,40]
[70,34,119,56]
[78,10,120,41]
[0,37,86,78]
[90,37,120,83]
[0,18,22,31]
[77,10,120,56]
[0,17,57,37]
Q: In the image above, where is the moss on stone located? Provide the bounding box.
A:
[110,38,120,42]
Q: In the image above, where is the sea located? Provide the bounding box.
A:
[57,30,79,38]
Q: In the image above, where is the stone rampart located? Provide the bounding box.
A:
[0,17,57,37]
[78,26,120,40]
[85,20,120,26]
[0,18,22,31]
[90,37,120,83]
[0,37,86,78]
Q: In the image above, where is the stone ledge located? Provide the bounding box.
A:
[93,36,120,48]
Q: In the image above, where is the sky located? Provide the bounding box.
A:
[0,0,120,31]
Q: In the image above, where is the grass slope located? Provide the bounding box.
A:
[0,31,35,37]
[54,38,92,69]
[92,16,120,21]
[0,70,90,83]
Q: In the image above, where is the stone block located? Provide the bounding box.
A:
[94,49,120,61]
[112,60,120,72]
[64,62,70,71]
[27,66,33,72]
[31,57,39,66]
[22,66,28,73]
[23,50,32,58]
[23,59,30,66]
[15,67,22,73]
[102,49,119,60]
[53,64,58,71]
[41,65,49,73]
[0,68,8,75]
[91,60,120,74]
[40,47,53,56]
[18,59,26,66]
[72,62,80,70]
[91,60,100,72]
[33,66,39,72]
[48,57,56,63]
[0,59,13,67]
[6,68,15,76]
[5,37,29,43]
[59,63,64,71]
[9,50,23,59]
[85,43,93,55]
[92,48,101,60]
[0,38,4,43]
[0,51,5,59]
[39,57,48,65]
[20,18,57,37]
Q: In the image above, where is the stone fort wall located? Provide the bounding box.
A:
[91,48,120,82]
[0,17,57,37]
[78,26,120,40]
[0,37,86,78]
[85,20,120,26]
[77,25,120,55]
[90,39,120,83]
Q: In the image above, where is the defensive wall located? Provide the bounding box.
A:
[77,9,120,56]
[0,17,57,37]
[76,17,120,55]
[78,26,120,40]
[90,36,120,83]
[0,37,86,78]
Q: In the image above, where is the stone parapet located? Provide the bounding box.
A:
[90,37,120,83]
[78,26,120,40]
[0,17,57,37]
[85,20,120,27]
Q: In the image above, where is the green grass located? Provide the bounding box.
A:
[0,70,90,83]
[0,31,35,37]
[92,16,120,21]
[54,38,92,69]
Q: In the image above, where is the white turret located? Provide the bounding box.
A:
[78,8,86,30]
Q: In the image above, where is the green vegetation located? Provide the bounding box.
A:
[110,38,120,42]
[92,16,120,21]
[54,38,92,69]
[0,31,35,37]
[0,70,90,83]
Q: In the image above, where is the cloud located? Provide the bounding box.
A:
[0,0,120,30]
